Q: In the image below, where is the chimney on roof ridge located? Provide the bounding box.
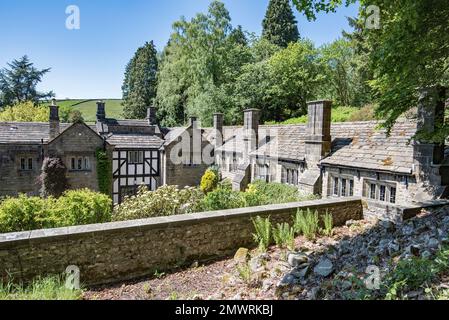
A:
[96,100,106,122]
[49,99,60,140]
[147,106,157,125]
[213,113,224,148]
[243,109,260,160]
[188,116,199,129]
[304,100,332,164]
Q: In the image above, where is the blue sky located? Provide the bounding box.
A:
[0,0,359,99]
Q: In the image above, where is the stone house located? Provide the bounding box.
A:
[0,101,212,204]
[215,89,449,210]
[0,87,447,210]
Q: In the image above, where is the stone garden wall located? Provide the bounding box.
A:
[0,198,363,285]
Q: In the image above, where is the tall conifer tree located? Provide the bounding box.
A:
[262,0,299,48]
[122,41,158,119]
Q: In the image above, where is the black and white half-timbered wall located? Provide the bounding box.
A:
[111,148,160,204]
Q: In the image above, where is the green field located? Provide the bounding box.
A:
[56,99,124,123]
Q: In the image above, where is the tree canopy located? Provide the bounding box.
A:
[262,0,300,48]
[292,0,449,140]
[0,56,54,108]
[122,41,159,119]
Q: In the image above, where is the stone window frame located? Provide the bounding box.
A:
[19,157,34,171]
[329,174,354,197]
[69,155,91,172]
[363,179,397,204]
[281,166,299,186]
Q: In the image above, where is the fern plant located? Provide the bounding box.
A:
[272,222,295,250]
[294,209,319,240]
[236,262,253,285]
[321,211,334,237]
[252,216,272,251]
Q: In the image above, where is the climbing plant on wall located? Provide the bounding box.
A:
[96,149,112,196]
[39,157,68,198]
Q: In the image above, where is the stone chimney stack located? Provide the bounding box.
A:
[413,86,446,184]
[49,99,60,140]
[243,109,260,161]
[188,116,198,129]
[213,113,224,148]
[147,106,157,125]
[96,101,106,122]
[304,100,332,165]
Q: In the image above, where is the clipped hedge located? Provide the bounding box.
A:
[0,189,112,233]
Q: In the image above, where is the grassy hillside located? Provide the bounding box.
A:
[56,99,124,122]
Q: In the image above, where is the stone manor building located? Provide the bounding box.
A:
[0,88,448,210]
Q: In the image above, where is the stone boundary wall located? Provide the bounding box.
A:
[0,198,363,286]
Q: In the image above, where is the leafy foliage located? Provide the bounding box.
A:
[292,0,449,141]
[247,180,317,205]
[321,211,333,236]
[0,275,83,300]
[0,189,112,233]
[252,216,272,251]
[53,189,112,227]
[201,185,246,211]
[122,41,158,119]
[96,149,112,195]
[200,168,220,194]
[293,209,320,240]
[272,222,295,250]
[0,101,48,122]
[112,185,204,221]
[0,56,54,108]
[262,0,299,48]
[39,158,68,198]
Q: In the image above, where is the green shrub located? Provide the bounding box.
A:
[248,180,316,205]
[294,209,320,240]
[113,185,204,221]
[272,222,295,250]
[243,183,268,207]
[201,186,245,211]
[200,168,219,194]
[0,275,83,300]
[0,195,55,233]
[54,189,112,226]
[252,216,272,251]
[321,211,334,237]
[384,257,435,299]
[0,190,112,233]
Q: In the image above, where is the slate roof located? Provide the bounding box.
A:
[105,133,164,149]
[216,120,421,174]
[321,120,417,174]
[0,122,71,144]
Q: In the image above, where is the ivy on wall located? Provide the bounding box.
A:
[96,149,112,196]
